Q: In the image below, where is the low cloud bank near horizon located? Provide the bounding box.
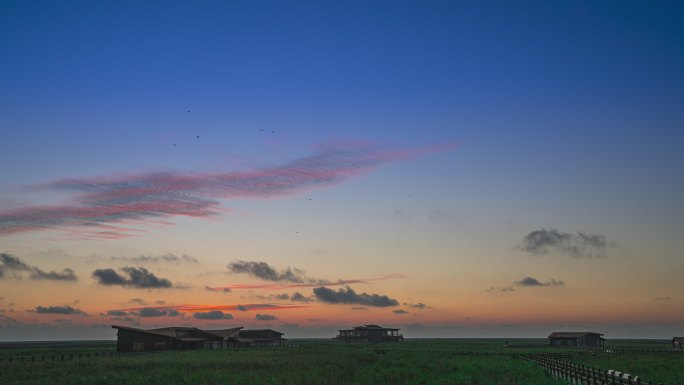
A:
[194,310,233,320]
[111,303,307,315]
[32,305,88,316]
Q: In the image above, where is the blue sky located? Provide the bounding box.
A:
[0,0,683,339]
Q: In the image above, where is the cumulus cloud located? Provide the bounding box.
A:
[193,311,233,320]
[227,260,310,283]
[0,253,78,281]
[519,228,611,258]
[0,142,450,239]
[92,267,173,288]
[33,305,87,316]
[255,313,278,321]
[313,286,399,307]
[514,276,564,287]
[393,309,409,314]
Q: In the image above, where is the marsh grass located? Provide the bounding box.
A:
[1,339,680,385]
[0,339,567,385]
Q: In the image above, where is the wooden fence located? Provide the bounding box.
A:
[518,353,664,385]
[589,348,683,356]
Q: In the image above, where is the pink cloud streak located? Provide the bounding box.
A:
[0,142,453,239]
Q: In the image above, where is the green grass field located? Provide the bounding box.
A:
[0,339,681,385]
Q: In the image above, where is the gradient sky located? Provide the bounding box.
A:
[1,0,683,341]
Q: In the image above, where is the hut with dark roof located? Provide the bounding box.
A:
[334,324,403,342]
[237,329,285,347]
[548,332,604,347]
[111,325,284,352]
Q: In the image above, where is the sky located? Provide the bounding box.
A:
[1,0,683,341]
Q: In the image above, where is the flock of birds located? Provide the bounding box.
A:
[170,108,414,235]
[172,109,276,147]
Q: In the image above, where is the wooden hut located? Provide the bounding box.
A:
[548,332,604,347]
[237,329,285,347]
[334,324,403,342]
[112,325,285,352]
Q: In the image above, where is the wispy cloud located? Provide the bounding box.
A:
[313,286,399,307]
[393,309,409,314]
[486,286,515,293]
[92,267,173,288]
[0,253,77,281]
[519,228,611,258]
[205,285,232,293]
[653,296,672,301]
[0,142,450,239]
[404,302,430,309]
[514,276,564,287]
[104,253,198,264]
[206,273,405,291]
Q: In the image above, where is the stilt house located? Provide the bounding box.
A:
[334,324,403,342]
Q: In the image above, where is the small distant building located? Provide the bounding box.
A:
[673,337,684,349]
[334,324,403,343]
[112,325,284,352]
[548,332,604,347]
